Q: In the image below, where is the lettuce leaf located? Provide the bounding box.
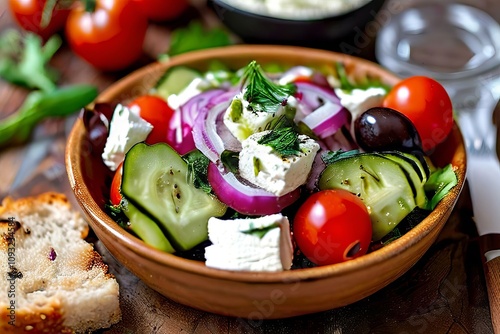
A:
[424,164,458,210]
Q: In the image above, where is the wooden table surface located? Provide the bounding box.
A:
[0,0,498,333]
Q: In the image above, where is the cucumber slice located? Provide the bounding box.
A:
[154,66,202,101]
[123,201,175,253]
[378,152,427,208]
[318,153,418,241]
[122,143,227,251]
[400,151,430,180]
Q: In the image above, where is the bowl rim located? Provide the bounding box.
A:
[209,0,377,22]
[66,44,467,284]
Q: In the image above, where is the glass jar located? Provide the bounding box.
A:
[376,2,500,147]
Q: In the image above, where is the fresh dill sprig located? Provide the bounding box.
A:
[241,60,296,113]
[104,203,129,229]
[258,127,301,157]
[241,222,280,239]
[183,150,212,193]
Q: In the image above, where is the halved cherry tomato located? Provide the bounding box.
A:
[383,76,454,152]
[293,189,372,266]
[65,0,148,71]
[110,162,123,206]
[127,95,174,145]
[134,0,189,22]
[8,0,71,40]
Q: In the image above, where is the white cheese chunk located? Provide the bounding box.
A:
[205,213,293,272]
[238,131,320,196]
[335,87,386,121]
[166,77,205,110]
[101,104,153,171]
[223,90,297,142]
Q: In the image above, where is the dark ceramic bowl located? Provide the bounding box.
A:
[208,0,386,46]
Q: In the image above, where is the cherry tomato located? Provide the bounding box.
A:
[383,76,454,152]
[8,0,71,40]
[134,0,189,22]
[128,95,174,145]
[293,189,372,266]
[110,162,123,206]
[65,0,148,71]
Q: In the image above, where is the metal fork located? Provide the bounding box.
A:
[456,93,500,237]
[456,91,500,331]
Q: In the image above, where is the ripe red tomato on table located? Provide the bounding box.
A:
[8,0,71,40]
[65,0,148,71]
[127,95,174,145]
[134,0,189,22]
[293,189,372,266]
[383,76,454,152]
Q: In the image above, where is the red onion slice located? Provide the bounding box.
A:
[301,102,350,139]
[167,89,227,155]
[295,81,341,118]
[192,90,241,163]
[207,163,300,216]
[193,102,229,162]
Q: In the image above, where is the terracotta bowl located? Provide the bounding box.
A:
[65,45,466,319]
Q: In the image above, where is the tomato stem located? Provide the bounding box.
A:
[84,0,97,12]
[41,0,58,29]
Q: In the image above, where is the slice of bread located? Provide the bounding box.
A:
[0,192,121,333]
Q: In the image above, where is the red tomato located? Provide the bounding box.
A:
[65,0,148,71]
[293,189,372,266]
[383,76,454,152]
[128,95,174,145]
[8,0,71,40]
[110,162,123,206]
[134,0,189,22]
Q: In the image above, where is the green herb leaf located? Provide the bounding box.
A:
[263,112,297,132]
[220,150,240,174]
[183,150,212,194]
[424,164,458,210]
[321,149,361,165]
[162,21,232,58]
[242,60,296,113]
[0,85,97,148]
[335,62,390,93]
[241,222,280,239]
[0,30,61,92]
[258,127,301,157]
[104,203,129,229]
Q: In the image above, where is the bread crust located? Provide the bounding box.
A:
[0,192,121,333]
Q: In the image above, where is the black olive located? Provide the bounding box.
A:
[354,107,423,153]
[81,103,113,156]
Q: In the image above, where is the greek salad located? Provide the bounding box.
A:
[83,60,458,272]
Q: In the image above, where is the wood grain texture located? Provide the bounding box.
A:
[485,256,500,333]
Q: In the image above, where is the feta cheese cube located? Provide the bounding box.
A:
[238,131,320,196]
[205,213,293,272]
[223,91,297,141]
[335,87,386,121]
[167,77,205,110]
[102,104,153,171]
